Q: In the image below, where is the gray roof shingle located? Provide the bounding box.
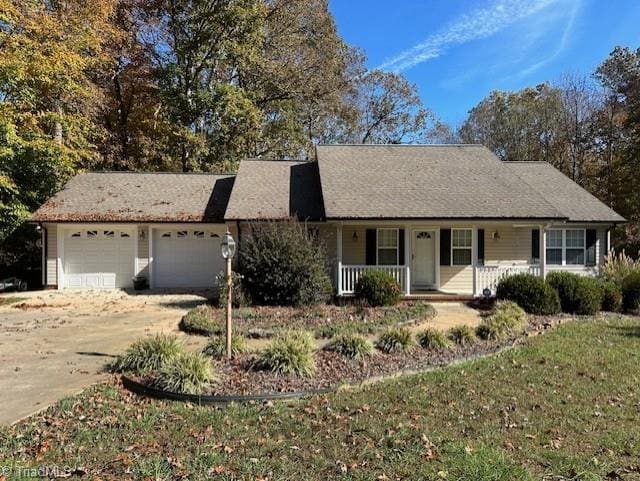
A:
[316,144,567,220]
[225,160,324,220]
[505,161,625,223]
[31,172,234,223]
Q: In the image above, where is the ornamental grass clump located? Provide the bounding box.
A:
[152,352,213,395]
[325,333,373,360]
[202,334,247,359]
[416,328,451,350]
[476,301,527,340]
[601,250,640,286]
[253,330,315,376]
[179,305,222,336]
[447,325,477,346]
[376,327,414,354]
[111,334,184,375]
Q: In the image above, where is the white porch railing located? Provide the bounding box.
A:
[339,264,407,295]
[475,264,541,296]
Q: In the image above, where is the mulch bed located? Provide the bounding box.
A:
[132,315,565,398]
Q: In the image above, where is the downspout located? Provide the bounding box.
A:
[41,224,47,287]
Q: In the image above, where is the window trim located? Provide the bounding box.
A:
[451,228,472,266]
[376,228,399,266]
[545,229,586,266]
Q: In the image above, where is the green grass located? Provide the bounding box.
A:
[2,317,640,480]
[0,296,26,306]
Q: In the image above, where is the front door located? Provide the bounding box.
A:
[412,230,436,288]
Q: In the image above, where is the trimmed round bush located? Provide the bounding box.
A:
[622,272,640,313]
[354,270,401,307]
[202,334,247,359]
[547,272,580,313]
[496,273,560,315]
[599,279,623,312]
[476,301,528,340]
[152,352,213,395]
[416,328,451,350]
[325,333,373,360]
[376,327,414,353]
[447,325,477,346]
[179,305,222,336]
[238,221,332,306]
[253,330,315,376]
[111,334,184,375]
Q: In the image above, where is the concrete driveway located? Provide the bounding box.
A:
[0,289,213,425]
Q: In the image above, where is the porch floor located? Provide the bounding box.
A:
[403,290,475,302]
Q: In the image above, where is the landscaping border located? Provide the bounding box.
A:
[121,375,336,405]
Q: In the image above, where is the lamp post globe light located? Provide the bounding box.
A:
[221,229,236,359]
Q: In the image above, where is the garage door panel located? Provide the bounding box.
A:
[154,230,223,288]
[64,229,135,289]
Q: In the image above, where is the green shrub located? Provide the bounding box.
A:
[238,220,332,306]
[179,305,222,336]
[496,273,560,315]
[416,328,451,350]
[325,333,373,360]
[253,330,315,376]
[477,301,528,340]
[111,334,184,375]
[354,270,401,307]
[546,272,580,312]
[376,327,414,353]
[448,325,477,346]
[216,271,250,308]
[202,334,247,359]
[152,352,213,395]
[622,272,640,313]
[599,279,623,312]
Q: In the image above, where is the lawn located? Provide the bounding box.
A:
[0,296,26,307]
[2,316,640,480]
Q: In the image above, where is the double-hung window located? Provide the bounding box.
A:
[546,229,585,265]
[377,229,399,265]
[452,229,472,266]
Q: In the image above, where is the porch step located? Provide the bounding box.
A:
[403,293,475,302]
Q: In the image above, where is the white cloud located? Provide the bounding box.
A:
[377,0,561,72]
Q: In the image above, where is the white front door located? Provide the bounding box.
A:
[412,230,436,287]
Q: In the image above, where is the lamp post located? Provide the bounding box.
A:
[220,229,236,359]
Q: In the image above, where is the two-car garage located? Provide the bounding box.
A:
[58,225,225,289]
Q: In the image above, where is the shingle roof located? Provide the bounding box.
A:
[316,144,568,220]
[505,162,625,223]
[225,160,324,220]
[31,172,234,223]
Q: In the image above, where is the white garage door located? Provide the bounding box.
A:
[64,228,135,289]
[153,229,223,288]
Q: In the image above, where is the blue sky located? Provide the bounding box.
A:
[329,0,640,126]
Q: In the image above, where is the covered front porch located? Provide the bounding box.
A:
[328,221,588,297]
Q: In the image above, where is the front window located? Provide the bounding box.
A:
[377,229,398,265]
[546,229,585,266]
[452,229,472,265]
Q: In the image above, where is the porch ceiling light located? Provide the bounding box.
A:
[221,230,236,259]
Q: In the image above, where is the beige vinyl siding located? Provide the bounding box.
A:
[45,223,57,286]
[440,266,473,294]
[137,225,149,277]
[342,226,366,265]
[483,225,532,265]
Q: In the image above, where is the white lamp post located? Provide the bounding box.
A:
[220,229,236,359]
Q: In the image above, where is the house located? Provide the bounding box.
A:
[31,144,625,296]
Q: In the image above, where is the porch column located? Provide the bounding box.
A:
[336,224,343,296]
[149,226,154,289]
[472,226,478,296]
[539,225,546,279]
[404,224,411,296]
